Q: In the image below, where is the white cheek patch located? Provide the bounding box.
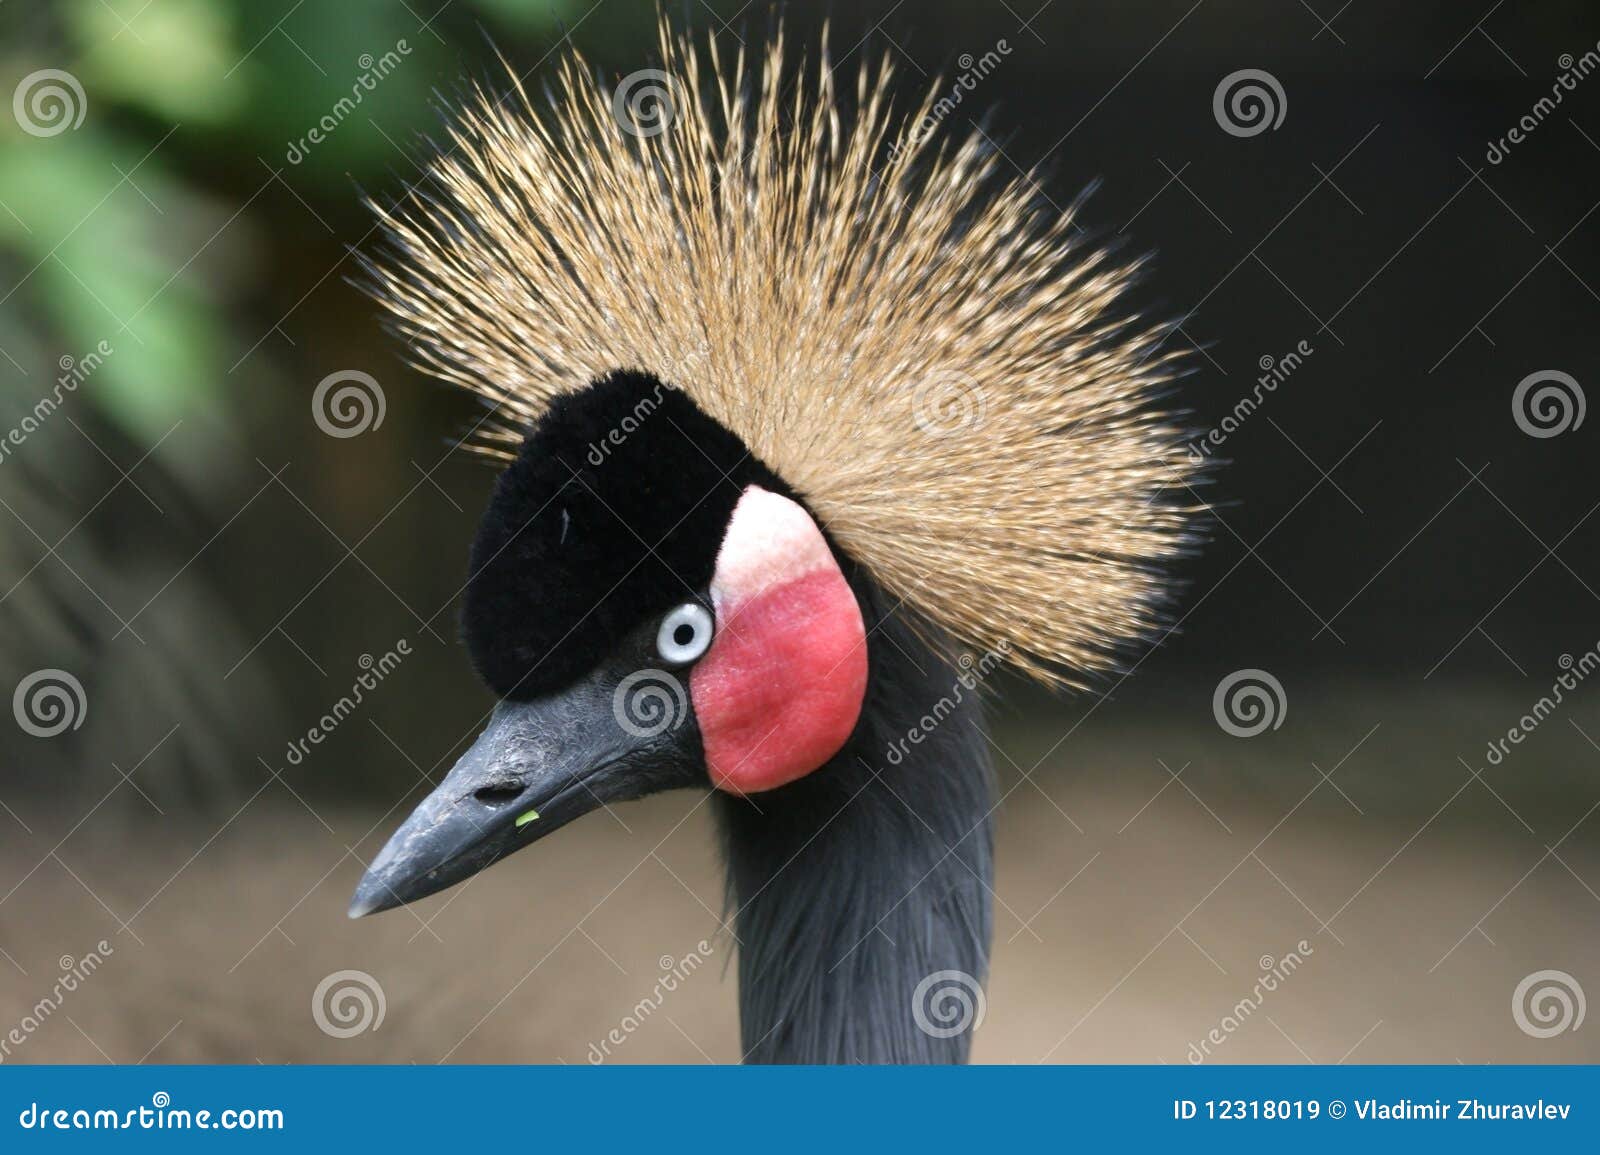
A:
[695,482,868,794]
[710,486,836,614]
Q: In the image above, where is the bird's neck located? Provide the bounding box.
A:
[712,599,996,1064]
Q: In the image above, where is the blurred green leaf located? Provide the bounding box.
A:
[472,0,587,34]
[0,128,236,446]
[68,0,247,125]
[226,2,450,189]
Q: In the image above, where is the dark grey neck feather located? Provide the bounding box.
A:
[713,584,995,1064]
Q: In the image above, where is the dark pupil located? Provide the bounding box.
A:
[673,622,696,647]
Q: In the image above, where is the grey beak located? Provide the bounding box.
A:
[348,693,626,918]
[348,667,704,918]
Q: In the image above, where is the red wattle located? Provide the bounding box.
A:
[690,568,866,794]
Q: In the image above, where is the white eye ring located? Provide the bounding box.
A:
[656,603,714,664]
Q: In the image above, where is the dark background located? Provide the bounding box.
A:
[1,0,1597,1064]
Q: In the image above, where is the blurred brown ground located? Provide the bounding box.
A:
[3,681,1596,1065]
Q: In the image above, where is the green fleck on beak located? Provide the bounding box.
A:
[515,809,541,828]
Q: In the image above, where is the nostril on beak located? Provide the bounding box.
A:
[472,783,524,807]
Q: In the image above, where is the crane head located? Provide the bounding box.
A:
[348,371,867,918]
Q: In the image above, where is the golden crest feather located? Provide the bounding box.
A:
[362,17,1201,687]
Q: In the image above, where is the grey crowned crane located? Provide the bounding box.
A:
[348,20,1199,1064]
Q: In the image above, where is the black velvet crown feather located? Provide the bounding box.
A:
[462,370,793,700]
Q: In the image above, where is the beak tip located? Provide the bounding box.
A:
[347,878,389,920]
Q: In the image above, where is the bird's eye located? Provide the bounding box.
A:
[656,603,714,664]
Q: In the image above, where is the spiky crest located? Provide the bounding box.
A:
[362,16,1200,687]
